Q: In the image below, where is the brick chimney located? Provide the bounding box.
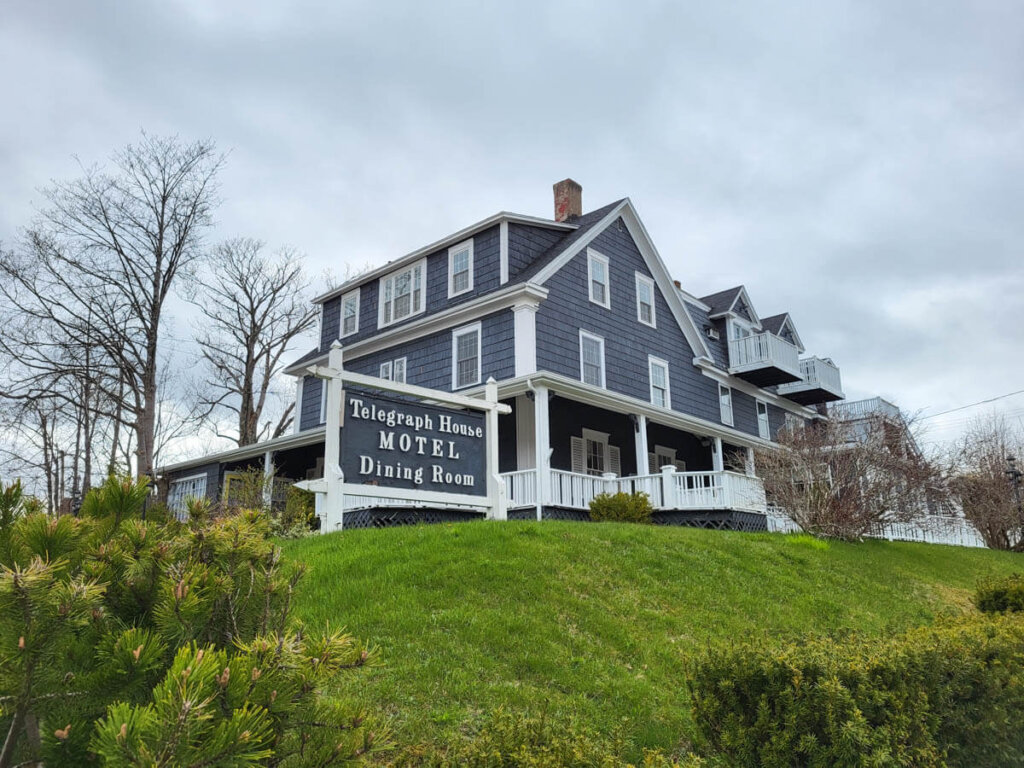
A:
[553,178,582,222]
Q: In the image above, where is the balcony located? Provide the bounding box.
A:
[777,357,844,405]
[727,332,802,386]
[828,397,901,422]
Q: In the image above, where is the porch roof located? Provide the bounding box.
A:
[158,426,327,476]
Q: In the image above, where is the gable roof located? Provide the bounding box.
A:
[514,200,626,282]
[528,198,714,362]
[701,285,761,327]
[760,312,805,353]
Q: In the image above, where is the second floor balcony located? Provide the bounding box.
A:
[777,356,844,405]
[727,332,802,386]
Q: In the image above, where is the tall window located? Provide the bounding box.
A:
[579,331,605,388]
[379,259,425,327]
[636,273,655,327]
[649,356,670,408]
[319,379,328,424]
[452,323,481,389]
[588,249,610,308]
[571,429,621,477]
[341,289,360,337]
[448,240,474,297]
[719,384,733,426]
[757,400,770,439]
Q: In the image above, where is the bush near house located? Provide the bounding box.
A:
[589,491,654,523]
[974,573,1024,613]
[0,476,379,767]
[687,614,1024,767]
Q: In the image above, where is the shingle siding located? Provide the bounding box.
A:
[684,302,729,370]
[320,296,341,349]
[299,376,323,431]
[344,310,515,393]
[507,223,566,279]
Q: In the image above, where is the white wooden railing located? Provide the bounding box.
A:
[828,397,901,422]
[728,332,801,377]
[501,468,767,513]
[777,357,843,397]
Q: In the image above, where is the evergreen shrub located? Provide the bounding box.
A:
[687,615,1024,767]
[589,492,654,524]
[974,573,1024,613]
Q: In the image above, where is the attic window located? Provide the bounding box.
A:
[635,273,655,327]
[588,249,610,309]
[379,259,426,327]
[341,289,359,337]
[448,239,474,298]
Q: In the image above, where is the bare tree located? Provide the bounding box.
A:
[193,238,317,446]
[0,134,224,480]
[946,416,1024,551]
[755,412,938,540]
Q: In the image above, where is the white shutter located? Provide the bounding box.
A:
[570,437,584,474]
[608,445,621,477]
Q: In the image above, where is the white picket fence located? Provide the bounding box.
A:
[766,510,988,548]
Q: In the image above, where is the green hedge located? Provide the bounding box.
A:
[975,573,1024,613]
[687,615,1024,767]
[589,492,654,524]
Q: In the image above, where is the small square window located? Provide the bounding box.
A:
[588,250,610,308]
[393,357,407,384]
[379,361,393,380]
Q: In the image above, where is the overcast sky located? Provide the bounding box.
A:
[2,0,1022,448]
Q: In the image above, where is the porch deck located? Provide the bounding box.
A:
[501,468,767,514]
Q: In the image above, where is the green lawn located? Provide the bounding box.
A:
[282,521,1022,759]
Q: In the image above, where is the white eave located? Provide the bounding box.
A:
[158,426,327,476]
[313,212,577,305]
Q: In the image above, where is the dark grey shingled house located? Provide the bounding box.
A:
[161,180,845,529]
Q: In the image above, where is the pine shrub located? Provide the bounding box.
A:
[974,573,1024,613]
[589,492,654,524]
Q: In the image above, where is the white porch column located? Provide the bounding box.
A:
[262,450,274,508]
[512,303,538,377]
[485,377,507,521]
[712,436,724,472]
[515,394,536,470]
[633,414,649,477]
[745,447,755,476]
[533,385,551,521]
[293,377,304,435]
[322,341,345,533]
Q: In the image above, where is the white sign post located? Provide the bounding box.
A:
[297,340,510,533]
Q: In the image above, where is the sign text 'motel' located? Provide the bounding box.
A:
[340,390,486,494]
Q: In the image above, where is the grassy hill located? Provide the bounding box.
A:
[282,521,1023,760]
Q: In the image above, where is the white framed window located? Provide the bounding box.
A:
[167,473,207,519]
[730,319,753,340]
[341,289,360,337]
[379,357,407,384]
[579,331,606,388]
[587,249,610,308]
[719,384,733,426]
[649,356,670,408]
[447,239,474,298]
[757,400,770,439]
[319,379,328,424]
[379,258,426,327]
[571,429,621,477]
[648,445,682,474]
[452,322,481,389]
[635,273,656,327]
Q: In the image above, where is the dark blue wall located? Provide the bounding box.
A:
[299,376,323,431]
[508,223,565,279]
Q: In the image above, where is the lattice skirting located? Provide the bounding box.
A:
[535,507,767,531]
[507,508,538,521]
[343,507,485,529]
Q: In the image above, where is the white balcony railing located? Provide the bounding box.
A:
[777,357,844,398]
[502,469,767,514]
[728,332,801,377]
[828,397,900,422]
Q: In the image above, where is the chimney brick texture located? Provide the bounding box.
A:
[553,178,582,222]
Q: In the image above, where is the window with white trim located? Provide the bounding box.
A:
[341,289,360,337]
[648,445,681,474]
[579,331,605,388]
[379,259,426,327]
[649,356,670,408]
[167,474,207,519]
[719,384,733,426]
[571,429,621,477]
[636,273,655,327]
[757,400,770,439]
[379,357,407,384]
[318,379,329,424]
[448,240,474,298]
[452,323,481,389]
[588,249,610,308]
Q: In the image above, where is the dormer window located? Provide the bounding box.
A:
[340,289,359,338]
[588,249,610,308]
[448,239,474,298]
[379,259,425,328]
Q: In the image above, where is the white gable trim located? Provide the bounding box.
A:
[709,286,762,329]
[776,313,805,353]
[529,198,714,362]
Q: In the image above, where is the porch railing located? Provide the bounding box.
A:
[728,332,800,376]
[502,468,766,514]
